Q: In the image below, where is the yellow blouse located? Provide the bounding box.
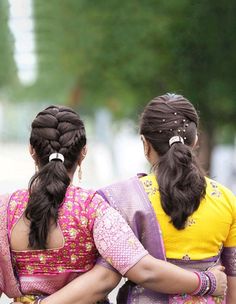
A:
[140,174,236,260]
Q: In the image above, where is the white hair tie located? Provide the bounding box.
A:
[49,152,65,163]
[169,136,184,147]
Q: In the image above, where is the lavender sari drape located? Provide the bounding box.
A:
[0,194,22,298]
[98,176,227,304]
[98,175,169,304]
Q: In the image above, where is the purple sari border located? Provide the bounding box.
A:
[133,175,167,260]
[168,255,220,264]
[98,175,169,303]
[98,175,166,261]
[221,246,236,276]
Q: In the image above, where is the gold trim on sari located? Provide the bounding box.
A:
[14,295,40,303]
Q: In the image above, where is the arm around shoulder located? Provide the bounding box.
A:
[42,265,121,304]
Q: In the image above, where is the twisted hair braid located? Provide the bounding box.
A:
[25,105,86,249]
[140,93,206,229]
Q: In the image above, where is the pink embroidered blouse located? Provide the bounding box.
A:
[8,186,147,295]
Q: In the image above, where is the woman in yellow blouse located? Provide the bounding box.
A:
[136,93,236,303]
[98,93,235,303]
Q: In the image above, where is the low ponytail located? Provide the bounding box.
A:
[140,93,207,230]
[157,142,206,229]
[25,106,86,249]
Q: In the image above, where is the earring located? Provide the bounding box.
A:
[144,151,149,161]
[78,166,82,182]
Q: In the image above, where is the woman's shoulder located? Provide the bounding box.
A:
[7,189,29,220]
[66,185,107,209]
[10,188,28,195]
[67,184,95,196]
[205,177,235,196]
[9,189,29,203]
[205,177,236,209]
[65,186,110,227]
[98,174,146,193]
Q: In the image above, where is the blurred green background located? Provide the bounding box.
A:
[0,0,236,193]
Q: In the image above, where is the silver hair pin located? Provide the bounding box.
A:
[49,152,65,163]
[169,136,184,147]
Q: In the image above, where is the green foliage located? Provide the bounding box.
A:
[31,0,236,138]
[158,0,236,132]
[0,0,17,89]
[33,1,168,112]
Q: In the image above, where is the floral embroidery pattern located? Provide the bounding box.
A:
[182,254,191,261]
[8,186,148,282]
[210,181,222,198]
[93,207,148,275]
[185,217,196,227]
[142,179,158,196]
[8,187,108,276]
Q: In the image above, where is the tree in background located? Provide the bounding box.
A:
[33,1,170,115]
[158,0,236,169]
[3,0,236,170]
[0,0,17,90]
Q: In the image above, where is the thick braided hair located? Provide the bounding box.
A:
[140,93,206,230]
[25,105,86,249]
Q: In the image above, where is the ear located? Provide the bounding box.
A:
[192,134,198,148]
[29,145,37,161]
[141,135,151,158]
[78,145,87,165]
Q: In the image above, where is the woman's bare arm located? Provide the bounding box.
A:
[125,255,226,296]
[39,256,226,304]
[34,256,199,304]
[226,276,236,304]
[42,264,121,304]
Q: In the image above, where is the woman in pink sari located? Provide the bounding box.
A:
[0,105,226,304]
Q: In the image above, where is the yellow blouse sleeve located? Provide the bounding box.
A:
[223,190,236,247]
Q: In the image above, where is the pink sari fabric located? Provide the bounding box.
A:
[0,194,22,298]
[8,187,103,276]
[8,186,107,294]
[7,186,148,295]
